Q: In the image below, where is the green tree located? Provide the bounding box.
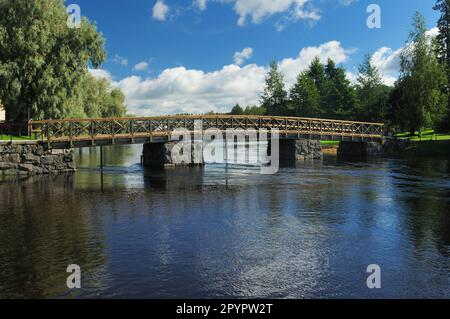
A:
[307,57,328,98]
[289,72,321,117]
[324,59,358,120]
[392,12,448,134]
[261,61,288,116]
[433,0,450,131]
[0,0,125,122]
[243,105,266,115]
[356,54,391,122]
[230,104,244,115]
[434,0,450,66]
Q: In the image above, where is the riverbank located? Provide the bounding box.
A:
[320,139,450,157]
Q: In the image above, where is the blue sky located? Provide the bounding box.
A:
[70,0,440,116]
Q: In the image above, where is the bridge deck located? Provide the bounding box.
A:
[30,115,384,148]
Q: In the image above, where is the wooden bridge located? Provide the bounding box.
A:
[29,115,385,148]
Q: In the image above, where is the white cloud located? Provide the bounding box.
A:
[117,64,267,115]
[152,0,170,21]
[115,40,355,116]
[278,40,355,85]
[370,47,402,86]
[233,47,253,66]
[339,0,357,6]
[112,54,129,66]
[426,27,439,38]
[364,28,439,86]
[219,0,320,27]
[133,62,150,72]
[194,0,207,11]
[89,69,113,81]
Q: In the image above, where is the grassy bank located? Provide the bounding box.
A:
[0,135,34,141]
[395,129,450,141]
[320,138,450,157]
[321,140,340,147]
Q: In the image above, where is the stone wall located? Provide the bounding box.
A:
[0,143,76,176]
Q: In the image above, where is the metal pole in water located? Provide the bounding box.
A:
[224,133,229,188]
[100,145,104,191]
[100,146,103,170]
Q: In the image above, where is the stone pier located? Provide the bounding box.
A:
[142,141,204,168]
[278,139,323,165]
[0,142,76,176]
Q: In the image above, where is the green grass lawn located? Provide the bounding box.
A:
[321,140,340,146]
[0,135,34,141]
[395,129,450,141]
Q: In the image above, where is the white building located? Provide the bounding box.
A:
[0,103,5,122]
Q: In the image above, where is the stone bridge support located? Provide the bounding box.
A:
[0,142,76,176]
[278,139,323,165]
[142,141,204,168]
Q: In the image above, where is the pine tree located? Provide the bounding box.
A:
[324,59,358,120]
[261,62,288,116]
[289,72,321,118]
[307,57,328,97]
[434,0,450,66]
[357,54,391,122]
[230,104,244,115]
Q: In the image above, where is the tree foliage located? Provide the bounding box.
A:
[390,12,448,133]
[356,54,390,122]
[0,0,126,121]
[289,72,321,118]
[433,0,450,131]
[261,62,288,116]
[324,59,358,120]
[230,104,244,115]
[433,0,450,66]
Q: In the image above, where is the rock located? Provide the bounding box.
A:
[35,145,45,156]
[0,162,17,170]
[41,155,57,165]
[18,164,35,172]
[2,169,17,176]
[22,153,41,164]
[4,154,21,163]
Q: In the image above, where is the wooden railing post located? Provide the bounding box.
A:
[69,121,73,147]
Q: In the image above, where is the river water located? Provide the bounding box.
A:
[0,144,449,298]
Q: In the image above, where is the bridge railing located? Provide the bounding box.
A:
[30,115,385,145]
